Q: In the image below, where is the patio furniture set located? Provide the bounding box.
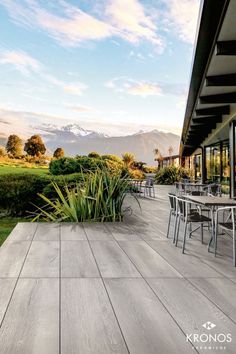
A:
[128,177,155,198]
[167,181,236,266]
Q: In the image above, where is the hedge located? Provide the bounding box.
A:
[155,166,189,185]
[49,156,106,175]
[0,173,84,216]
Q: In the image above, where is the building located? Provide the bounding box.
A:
[157,155,180,169]
[180,0,236,196]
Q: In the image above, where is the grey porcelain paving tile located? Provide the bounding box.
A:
[4,222,37,243]
[147,240,223,278]
[61,278,128,354]
[105,278,192,354]
[83,222,113,240]
[148,278,236,354]
[189,277,236,323]
[105,222,142,241]
[90,241,140,278]
[123,217,166,240]
[0,278,59,354]
[182,239,236,278]
[0,241,31,277]
[33,222,60,241]
[21,241,59,278]
[61,241,99,277]
[60,223,87,240]
[119,241,182,278]
[0,278,16,323]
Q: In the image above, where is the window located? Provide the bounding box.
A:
[205,140,230,194]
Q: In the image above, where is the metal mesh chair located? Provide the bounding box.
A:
[175,197,211,253]
[215,206,236,266]
[166,193,177,240]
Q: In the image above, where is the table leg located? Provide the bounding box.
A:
[208,207,215,252]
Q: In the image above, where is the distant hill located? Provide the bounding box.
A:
[40,124,180,165]
[0,124,180,164]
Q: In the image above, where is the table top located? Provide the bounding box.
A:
[175,182,207,187]
[186,195,236,206]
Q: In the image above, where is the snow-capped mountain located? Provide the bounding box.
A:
[40,125,180,164]
[39,123,109,139]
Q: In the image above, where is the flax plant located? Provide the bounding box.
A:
[32,170,137,222]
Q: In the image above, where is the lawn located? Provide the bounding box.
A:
[0,165,48,175]
[0,217,28,246]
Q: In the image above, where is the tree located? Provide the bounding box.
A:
[133,161,147,171]
[53,147,65,159]
[6,134,23,157]
[24,135,46,157]
[122,152,135,167]
[153,148,160,161]
[88,151,100,158]
[168,146,174,157]
[0,146,6,157]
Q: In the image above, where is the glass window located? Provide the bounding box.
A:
[205,140,230,194]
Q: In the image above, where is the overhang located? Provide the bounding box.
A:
[180,0,236,156]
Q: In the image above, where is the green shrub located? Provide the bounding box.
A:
[0,172,84,216]
[155,166,189,185]
[101,154,124,174]
[42,173,84,199]
[49,156,106,175]
[0,173,49,215]
[33,170,136,222]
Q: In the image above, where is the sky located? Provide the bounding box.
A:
[0,0,200,138]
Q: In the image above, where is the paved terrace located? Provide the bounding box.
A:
[0,186,236,354]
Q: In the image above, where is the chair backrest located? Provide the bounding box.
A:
[145,177,154,186]
[168,193,176,211]
[208,183,221,196]
[176,197,187,217]
[191,190,205,196]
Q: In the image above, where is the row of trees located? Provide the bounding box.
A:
[1,134,64,159]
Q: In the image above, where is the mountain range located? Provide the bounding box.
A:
[0,123,180,165]
[40,124,180,165]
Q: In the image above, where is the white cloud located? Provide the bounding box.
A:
[42,74,88,96]
[0,50,40,74]
[166,0,200,43]
[105,0,163,47]
[1,0,164,49]
[66,105,94,113]
[63,83,87,96]
[106,77,186,97]
[126,82,162,97]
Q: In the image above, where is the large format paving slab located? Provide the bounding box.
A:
[0,185,236,353]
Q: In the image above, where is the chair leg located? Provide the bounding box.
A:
[175,216,181,246]
[182,219,188,254]
[233,228,236,267]
[214,225,218,257]
[189,222,192,238]
[200,223,203,244]
[166,210,172,238]
[173,213,178,244]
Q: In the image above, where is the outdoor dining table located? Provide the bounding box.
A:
[185,195,236,251]
[175,182,208,194]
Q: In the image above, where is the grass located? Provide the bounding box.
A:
[0,217,28,246]
[0,165,48,175]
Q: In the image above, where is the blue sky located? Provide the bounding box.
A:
[0,0,200,137]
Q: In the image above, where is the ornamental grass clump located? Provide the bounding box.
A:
[33,170,135,222]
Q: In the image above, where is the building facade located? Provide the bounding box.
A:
[180,0,236,196]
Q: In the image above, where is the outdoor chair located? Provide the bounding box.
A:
[175,197,211,253]
[166,193,178,240]
[207,183,222,196]
[140,177,155,198]
[215,206,236,266]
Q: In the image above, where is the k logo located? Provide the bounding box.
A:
[202,321,216,330]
